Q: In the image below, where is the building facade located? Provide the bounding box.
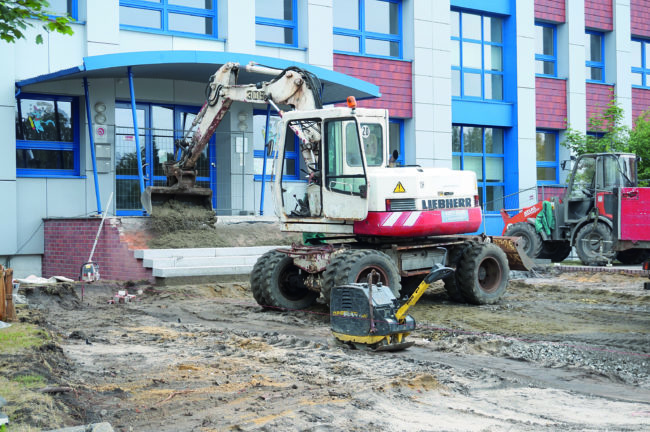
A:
[1,0,649,277]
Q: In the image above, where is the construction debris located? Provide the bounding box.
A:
[108,290,136,304]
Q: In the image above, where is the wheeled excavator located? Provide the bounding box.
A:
[142,61,533,313]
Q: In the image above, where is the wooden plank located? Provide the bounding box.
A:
[4,268,15,322]
[0,266,5,322]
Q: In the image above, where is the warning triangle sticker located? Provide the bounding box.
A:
[393,182,406,193]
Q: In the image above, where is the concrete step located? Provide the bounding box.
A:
[142,255,260,269]
[135,245,286,279]
[152,264,255,278]
[134,245,282,260]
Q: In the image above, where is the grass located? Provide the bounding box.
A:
[0,324,49,355]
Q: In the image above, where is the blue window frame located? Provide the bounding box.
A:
[255,0,297,47]
[452,125,505,212]
[333,0,402,59]
[451,9,505,101]
[535,22,557,77]
[119,0,219,38]
[15,94,80,177]
[586,30,605,83]
[253,111,300,181]
[631,38,650,88]
[536,130,559,185]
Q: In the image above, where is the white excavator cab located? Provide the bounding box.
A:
[273,108,386,232]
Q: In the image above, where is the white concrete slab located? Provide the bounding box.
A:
[153,264,255,277]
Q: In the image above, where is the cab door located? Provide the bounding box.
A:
[321,118,369,220]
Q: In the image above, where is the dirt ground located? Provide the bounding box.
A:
[2,268,649,431]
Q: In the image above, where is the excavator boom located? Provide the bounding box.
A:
[141,62,323,214]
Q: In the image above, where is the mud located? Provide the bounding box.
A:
[2,269,649,431]
[146,201,302,249]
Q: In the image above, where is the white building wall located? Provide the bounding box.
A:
[611,0,633,127]
[517,0,538,206]
[412,0,452,168]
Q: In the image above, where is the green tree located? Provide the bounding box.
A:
[0,0,74,44]
[628,111,650,185]
[561,95,650,186]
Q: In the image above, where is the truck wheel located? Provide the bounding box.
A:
[539,241,572,262]
[456,243,509,305]
[260,250,318,310]
[504,222,543,259]
[322,249,401,305]
[616,249,650,265]
[442,243,474,303]
[250,251,274,308]
[575,223,612,266]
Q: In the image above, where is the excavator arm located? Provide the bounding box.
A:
[141,62,323,214]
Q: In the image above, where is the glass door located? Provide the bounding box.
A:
[115,105,147,214]
[115,103,215,215]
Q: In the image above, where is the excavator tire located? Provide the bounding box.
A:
[322,249,400,305]
[616,248,650,265]
[442,242,475,303]
[504,222,543,259]
[539,241,572,262]
[250,251,275,308]
[575,223,612,266]
[259,250,318,310]
[456,242,509,305]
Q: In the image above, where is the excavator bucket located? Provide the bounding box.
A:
[492,236,536,271]
[141,186,213,214]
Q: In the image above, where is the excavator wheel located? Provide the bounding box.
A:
[456,242,509,305]
[575,223,613,266]
[250,251,275,308]
[442,242,475,303]
[539,241,572,263]
[259,250,318,310]
[322,249,401,305]
[504,222,543,259]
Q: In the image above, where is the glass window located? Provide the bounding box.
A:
[388,119,404,166]
[451,10,505,101]
[15,95,79,176]
[585,31,605,83]
[253,112,299,180]
[256,0,297,46]
[334,0,402,59]
[535,131,558,184]
[47,0,77,19]
[325,119,367,195]
[120,0,218,37]
[535,23,556,77]
[631,38,650,88]
[452,125,506,212]
[361,123,383,166]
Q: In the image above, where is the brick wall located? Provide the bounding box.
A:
[586,83,614,130]
[536,77,567,129]
[538,185,567,201]
[535,0,565,22]
[43,218,153,282]
[632,87,650,121]
[333,54,412,118]
[585,0,613,31]
[631,0,650,38]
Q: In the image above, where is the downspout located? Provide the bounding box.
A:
[259,104,272,216]
[83,77,103,215]
[127,67,146,203]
